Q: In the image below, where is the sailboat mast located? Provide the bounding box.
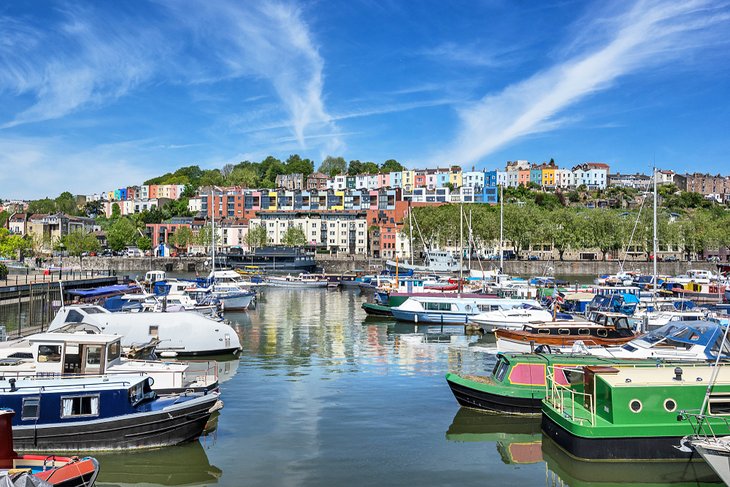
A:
[409,204,414,266]
[468,208,472,272]
[653,167,657,297]
[459,204,464,294]
[211,188,216,273]
[499,184,504,273]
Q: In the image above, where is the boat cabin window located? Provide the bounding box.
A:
[149,325,159,338]
[558,329,570,335]
[597,329,608,337]
[22,397,40,420]
[129,382,149,406]
[66,310,85,323]
[38,345,62,363]
[537,329,550,334]
[83,307,106,314]
[107,342,121,362]
[579,329,591,335]
[494,361,509,382]
[61,395,99,418]
[424,302,451,311]
[711,336,730,356]
[86,346,102,366]
[709,396,730,416]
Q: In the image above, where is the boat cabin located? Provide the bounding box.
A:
[0,333,123,376]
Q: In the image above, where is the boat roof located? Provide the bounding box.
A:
[497,352,656,366]
[0,374,147,393]
[563,292,596,300]
[598,364,730,387]
[634,320,724,348]
[29,332,121,345]
[67,284,137,297]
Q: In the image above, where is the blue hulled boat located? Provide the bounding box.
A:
[1,374,219,451]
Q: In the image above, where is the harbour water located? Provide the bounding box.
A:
[92,287,721,487]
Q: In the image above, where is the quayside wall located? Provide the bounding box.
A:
[40,256,718,276]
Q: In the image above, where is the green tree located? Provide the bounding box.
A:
[503,204,538,258]
[244,224,268,249]
[172,226,194,249]
[83,200,104,218]
[196,225,213,249]
[285,154,314,176]
[282,226,307,247]
[380,159,404,173]
[54,191,78,215]
[0,211,8,228]
[228,165,260,187]
[111,203,122,219]
[0,229,33,259]
[60,230,100,256]
[107,218,137,251]
[347,160,363,176]
[27,198,56,214]
[136,236,152,252]
[318,156,347,177]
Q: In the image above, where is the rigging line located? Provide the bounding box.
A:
[620,194,647,273]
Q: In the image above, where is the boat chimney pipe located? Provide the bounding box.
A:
[8,379,16,392]
[674,367,683,381]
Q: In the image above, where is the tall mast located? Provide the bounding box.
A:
[211,188,216,272]
[408,204,414,265]
[653,167,657,298]
[468,208,472,272]
[459,203,464,294]
[499,184,504,273]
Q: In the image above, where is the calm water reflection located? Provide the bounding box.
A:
[96,288,721,486]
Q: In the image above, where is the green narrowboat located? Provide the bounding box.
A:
[542,363,730,461]
[445,352,656,415]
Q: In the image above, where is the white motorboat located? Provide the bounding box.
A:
[469,303,556,333]
[0,332,218,394]
[267,273,329,288]
[203,270,257,310]
[549,320,730,361]
[48,305,242,357]
[391,296,540,324]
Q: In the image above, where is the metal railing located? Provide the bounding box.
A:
[545,366,596,426]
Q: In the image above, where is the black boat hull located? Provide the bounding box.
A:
[446,377,541,415]
[541,412,700,461]
[13,393,218,451]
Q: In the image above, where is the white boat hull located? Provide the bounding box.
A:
[693,439,730,485]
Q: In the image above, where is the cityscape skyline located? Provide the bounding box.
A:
[1,0,729,199]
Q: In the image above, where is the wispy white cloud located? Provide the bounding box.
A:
[0,5,162,128]
[420,42,517,68]
[165,1,339,150]
[437,0,730,164]
[0,136,158,199]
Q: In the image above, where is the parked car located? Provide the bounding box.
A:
[527,255,539,261]
[661,255,679,262]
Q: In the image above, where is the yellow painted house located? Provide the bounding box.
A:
[449,166,462,188]
[542,167,557,187]
[401,170,415,191]
[331,190,345,210]
[268,191,278,210]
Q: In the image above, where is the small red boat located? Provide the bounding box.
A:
[0,409,99,487]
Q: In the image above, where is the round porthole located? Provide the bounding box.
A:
[629,399,642,413]
[664,399,677,412]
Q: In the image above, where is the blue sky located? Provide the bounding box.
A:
[1,0,729,199]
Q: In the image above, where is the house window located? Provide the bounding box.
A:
[61,395,100,418]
